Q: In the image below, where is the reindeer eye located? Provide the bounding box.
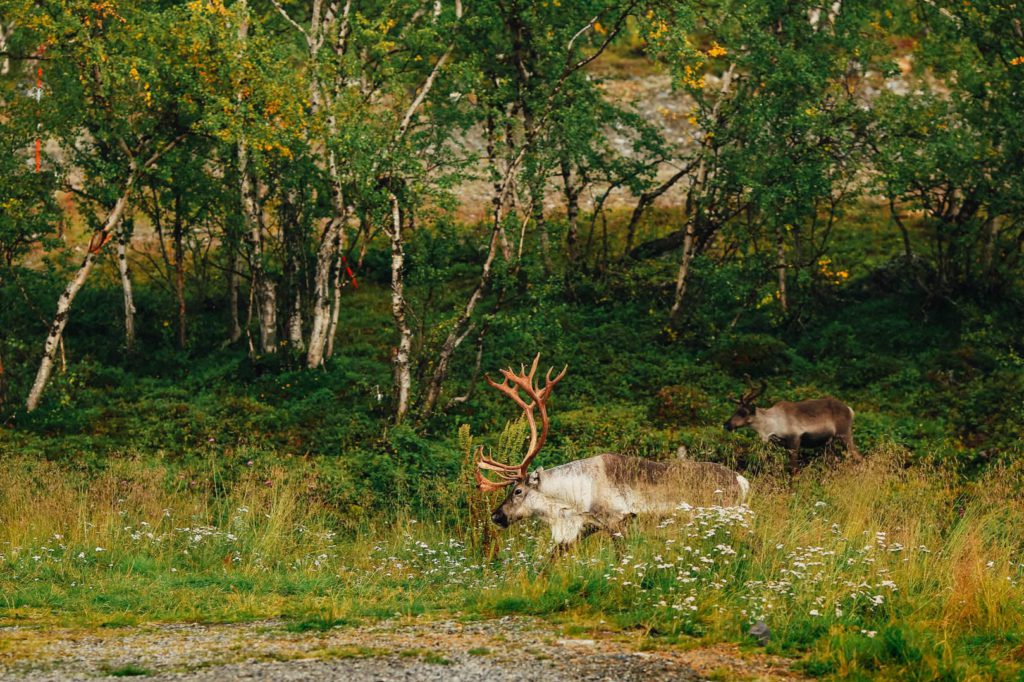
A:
[514,488,524,496]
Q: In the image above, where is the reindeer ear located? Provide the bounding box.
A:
[527,470,541,486]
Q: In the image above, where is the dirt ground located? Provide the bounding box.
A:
[0,616,805,681]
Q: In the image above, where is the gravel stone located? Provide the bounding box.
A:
[0,617,802,681]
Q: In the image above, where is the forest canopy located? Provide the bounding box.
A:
[0,0,1022,461]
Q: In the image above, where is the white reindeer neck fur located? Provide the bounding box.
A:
[516,460,601,544]
[749,405,786,441]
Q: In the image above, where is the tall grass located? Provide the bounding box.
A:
[1,444,1021,679]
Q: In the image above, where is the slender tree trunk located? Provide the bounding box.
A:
[776,223,789,313]
[288,292,304,349]
[307,152,347,368]
[667,64,734,322]
[282,193,305,351]
[116,219,136,352]
[387,194,413,424]
[668,221,696,322]
[887,196,914,262]
[172,200,186,349]
[560,157,580,265]
[325,224,345,360]
[244,273,256,357]
[484,114,513,261]
[533,190,553,274]
[306,221,340,368]
[238,144,277,355]
[229,250,242,344]
[0,22,12,77]
[27,182,134,411]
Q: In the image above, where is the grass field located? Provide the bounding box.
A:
[2,442,1022,680]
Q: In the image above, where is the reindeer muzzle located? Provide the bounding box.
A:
[491,510,509,528]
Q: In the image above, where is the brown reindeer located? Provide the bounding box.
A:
[477,355,749,556]
[723,379,861,474]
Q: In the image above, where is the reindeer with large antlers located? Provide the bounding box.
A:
[723,377,862,474]
[477,355,750,556]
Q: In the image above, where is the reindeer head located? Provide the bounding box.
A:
[723,377,767,432]
[475,354,567,529]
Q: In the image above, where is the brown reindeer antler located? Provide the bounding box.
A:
[738,375,767,405]
[475,354,568,491]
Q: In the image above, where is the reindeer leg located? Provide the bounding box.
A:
[842,431,863,462]
[785,436,801,476]
[540,542,572,573]
[605,522,629,559]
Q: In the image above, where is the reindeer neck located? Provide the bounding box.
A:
[749,405,782,435]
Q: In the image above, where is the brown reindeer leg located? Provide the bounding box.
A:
[842,431,863,462]
[785,436,801,475]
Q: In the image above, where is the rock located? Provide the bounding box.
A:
[748,621,771,646]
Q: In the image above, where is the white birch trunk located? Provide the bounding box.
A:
[325,236,343,360]
[283,202,305,351]
[116,224,136,351]
[273,0,352,368]
[238,142,277,355]
[287,293,304,349]
[388,194,413,424]
[26,185,133,411]
[306,221,341,367]
[0,22,12,77]
[307,150,347,367]
[668,223,696,321]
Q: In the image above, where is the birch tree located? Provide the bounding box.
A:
[20,0,198,410]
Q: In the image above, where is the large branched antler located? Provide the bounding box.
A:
[737,374,767,405]
[475,353,567,491]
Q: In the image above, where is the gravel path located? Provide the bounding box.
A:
[0,617,803,681]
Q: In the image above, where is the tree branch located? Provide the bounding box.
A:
[269,0,310,39]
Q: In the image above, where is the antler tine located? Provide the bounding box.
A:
[752,379,767,401]
[485,371,532,414]
[475,469,516,492]
[527,353,540,383]
[474,445,521,491]
[540,365,568,400]
[478,452,524,474]
[738,376,766,404]
[514,356,568,473]
[738,374,754,404]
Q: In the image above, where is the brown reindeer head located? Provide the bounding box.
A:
[723,377,767,432]
[475,354,566,528]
